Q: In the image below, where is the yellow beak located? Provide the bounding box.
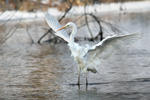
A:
[56,26,67,32]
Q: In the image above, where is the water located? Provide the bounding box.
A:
[0,12,150,100]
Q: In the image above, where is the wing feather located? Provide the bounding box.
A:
[86,33,141,67]
[45,12,70,42]
[89,33,141,55]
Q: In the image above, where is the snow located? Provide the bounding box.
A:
[69,1,150,15]
[32,0,49,4]
[0,11,45,21]
[0,1,150,21]
[41,0,49,4]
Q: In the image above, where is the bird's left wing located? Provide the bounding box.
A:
[85,33,141,67]
[89,33,141,53]
[45,12,70,42]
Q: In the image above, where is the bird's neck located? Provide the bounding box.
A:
[70,23,77,43]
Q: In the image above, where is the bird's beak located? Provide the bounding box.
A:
[56,26,67,32]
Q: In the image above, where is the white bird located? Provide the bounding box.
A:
[45,12,140,86]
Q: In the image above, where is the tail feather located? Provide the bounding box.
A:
[87,67,97,73]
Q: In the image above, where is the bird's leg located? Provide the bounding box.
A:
[77,69,81,89]
[77,69,80,85]
[86,72,88,90]
[86,72,88,85]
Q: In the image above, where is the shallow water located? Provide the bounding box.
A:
[0,12,150,100]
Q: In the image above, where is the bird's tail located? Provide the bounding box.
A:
[87,67,97,73]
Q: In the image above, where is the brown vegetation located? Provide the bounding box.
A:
[0,0,143,11]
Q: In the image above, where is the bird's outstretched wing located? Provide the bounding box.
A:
[85,33,141,67]
[89,33,141,53]
[45,12,70,42]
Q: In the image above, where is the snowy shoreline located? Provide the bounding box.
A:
[0,1,150,21]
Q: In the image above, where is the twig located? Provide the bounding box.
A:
[59,0,74,22]
[0,11,24,45]
[99,19,129,34]
[1,24,19,44]
[26,25,34,44]
[84,3,94,41]
[37,29,53,44]
[88,13,103,41]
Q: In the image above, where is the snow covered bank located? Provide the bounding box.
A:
[0,11,45,22]
[0,1,150,21]
[48,1,150,16]
[69,1,150,15]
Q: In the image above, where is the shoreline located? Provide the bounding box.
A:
[0,1,150,22]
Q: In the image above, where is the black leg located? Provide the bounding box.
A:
[86,77,88,85]
[86,72,88,90]
[86,72,88,85]
[78,73,80,85]
[77,69,80,89]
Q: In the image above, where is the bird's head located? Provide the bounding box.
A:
[56,22,75,32]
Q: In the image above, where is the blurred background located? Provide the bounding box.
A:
[0,0,146,11]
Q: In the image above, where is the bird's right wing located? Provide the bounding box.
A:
[45,12,70,42]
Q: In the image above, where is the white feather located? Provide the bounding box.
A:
[45,12,70,42]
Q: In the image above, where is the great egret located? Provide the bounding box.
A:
[45,12,139,86]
